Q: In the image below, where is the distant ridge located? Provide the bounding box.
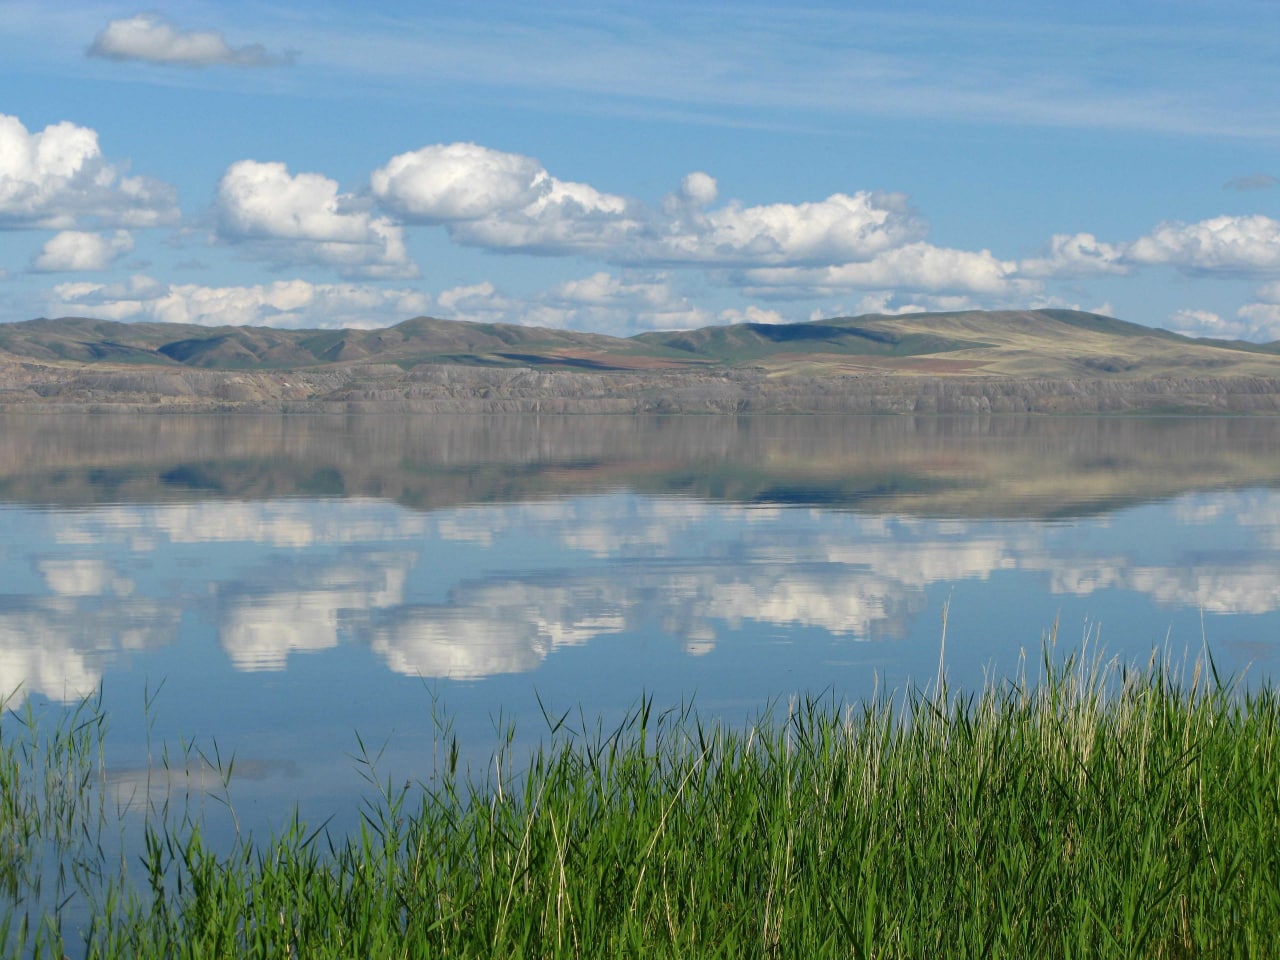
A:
[3,309,1279,381]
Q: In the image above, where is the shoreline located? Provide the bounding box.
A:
[4,362,1280,415]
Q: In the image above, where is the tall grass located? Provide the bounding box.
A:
[5,642,1280,957]
[0,687,111,956]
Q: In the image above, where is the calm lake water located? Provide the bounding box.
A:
[4,413,1280,839]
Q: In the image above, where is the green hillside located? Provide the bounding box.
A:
[2,309,1279,379]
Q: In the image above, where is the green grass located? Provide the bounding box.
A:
[5,641,1280,957]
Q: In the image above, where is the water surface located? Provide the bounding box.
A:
[3,413,1279,835]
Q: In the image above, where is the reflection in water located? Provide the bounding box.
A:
[218,555,410,671]
[3,486,1279,698]
[3,414,1279,847]
[3,412,1280,518]
[0,595,177,707]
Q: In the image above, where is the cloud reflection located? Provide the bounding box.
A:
[217,554,410,671]
[3,491,1279,688]
[0,596,178,707]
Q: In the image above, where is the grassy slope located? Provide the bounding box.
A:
[726,310,1280,379]
[2,309,1280,379]
[0,316,695,372]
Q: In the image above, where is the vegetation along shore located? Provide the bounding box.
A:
[5,642,1280,957]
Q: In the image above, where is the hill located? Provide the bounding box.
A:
[2,309,1278,379]
[2,309,1280,414]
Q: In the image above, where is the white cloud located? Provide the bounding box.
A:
[1167,308,1235,339]
[50,275,429,329]
[371,142,551,222]
[48,273,166,321]
[1018,232,1129,278]
[31,229,133,272]
[217,160,415,279]
[87,13,294,68]
[739,242,1030,299]
[1234,303,1280,342]
[0,114,178,229]
[648,190,924,266]
[678,171,719,208]
[372,142,642,254]
[453,176,641,253]
[1254,281,1280,304]
[542,271,712,332]
[435,281,506,315]
[370,144,925,267]
[718,305,787,325]
[550,271,675,309]
[429,271,711,334]
[1127,215,1280,274]
[843,293,928,316]
[1218,282,1280,341]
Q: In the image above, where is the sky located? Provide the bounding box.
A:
[0,0,1278,339]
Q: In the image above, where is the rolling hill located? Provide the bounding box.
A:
[1,309,1277,379]
[3,309,1280,414]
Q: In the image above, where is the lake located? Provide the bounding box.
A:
[3,413,1280,839]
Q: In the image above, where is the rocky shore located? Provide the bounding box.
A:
[3,361,1280,415]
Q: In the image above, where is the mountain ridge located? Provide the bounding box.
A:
[4,309,1280,414]
[2,309,1277,378]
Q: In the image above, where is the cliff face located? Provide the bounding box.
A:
[3,360,1280,415]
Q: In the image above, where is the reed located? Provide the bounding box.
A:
[5,642,1280,958]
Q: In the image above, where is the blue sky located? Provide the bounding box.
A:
[1,0,1278,338]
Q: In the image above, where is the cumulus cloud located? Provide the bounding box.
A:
[370,143,926,266]
[362,142,1280,327]
[1254,281,1280,304]
[193,259,1062,336]
[649,190,924,266]
[421,271,710,334]
[678,171,719,208]
[30,229,133,272]
[1018,232,1129,278]
[1168,286,1280,343]
[454,177,641,253]
[737,242,1030,300]
[540,271,713,331]
[0,114,177,229]
[50,275,429,329]
[217,160,415,278]
[361,140,1280,333]
[1235,302,1280,342]
[87,13,294,68]
[1167,309,1234,339]
[1127,215,1280,274]
[830,294,919,317]
[718,305,787,325]
[372,143,548,221]
[372,142,641,254]
[550,271,676,309]
[433,281,502,314]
